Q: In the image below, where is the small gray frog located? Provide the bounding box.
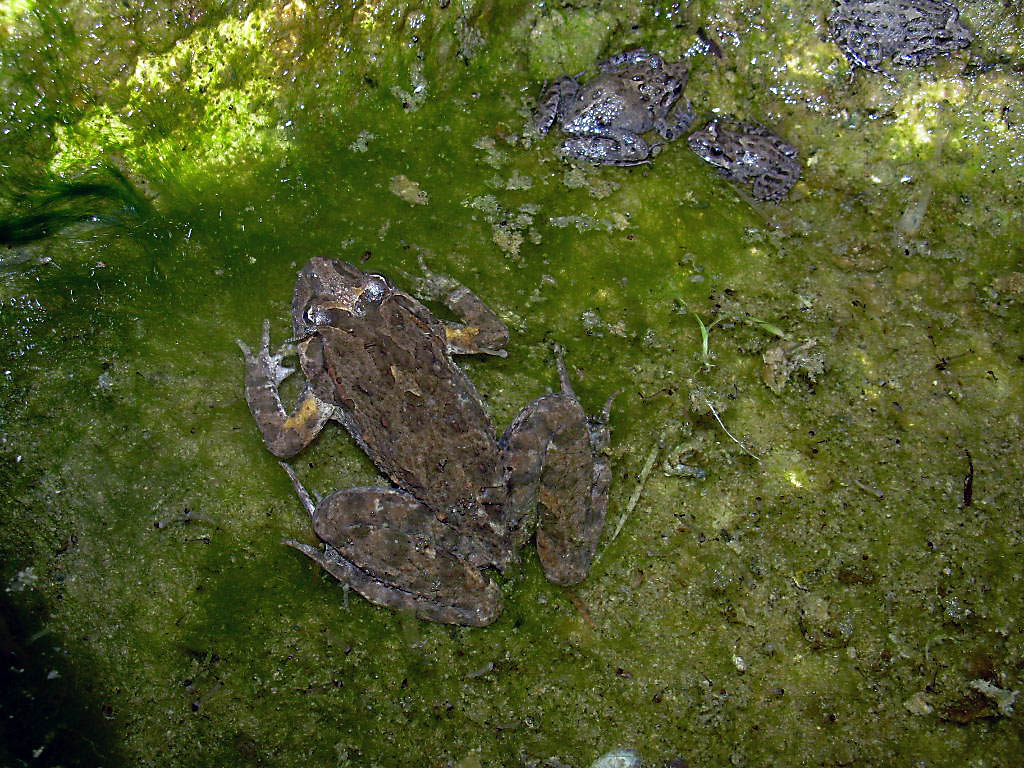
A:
[828,0,972,72]
[688,118,801,202]
[238,257,614,627]
[534,48,694,165]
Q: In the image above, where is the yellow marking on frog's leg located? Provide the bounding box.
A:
[283,393,323,431]
[445,324,481,352]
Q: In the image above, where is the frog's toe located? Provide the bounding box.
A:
[549,343,578,399]
[236,337,253,360]
[598,389,622,425]
[260,318,272,349]
[283,538,324,564]
[269,358,294,386]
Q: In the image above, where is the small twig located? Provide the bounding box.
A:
[612,424,674,541]
[850,477,883,499]
[701,395,760,461]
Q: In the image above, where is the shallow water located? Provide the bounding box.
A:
[2,1,1022,766]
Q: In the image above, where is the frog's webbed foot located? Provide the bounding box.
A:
[413,253,509,357]
[239,320,333,458]
[553,340,617,491]
[237,319,296,387]
[553,341,618,450]
[412,252,460,299]
[283,482,503,627]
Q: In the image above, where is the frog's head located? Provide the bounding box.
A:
[686,120,731,170]
[291,257,392,337]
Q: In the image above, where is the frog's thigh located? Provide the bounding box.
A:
[535,76,576,135]
[309,487,502,627]
[562,131,651,166]
[502,394,604,586]
[752,172,788,203]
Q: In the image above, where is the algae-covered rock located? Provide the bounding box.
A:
[528,9,616,79]
[2,1,1024,767]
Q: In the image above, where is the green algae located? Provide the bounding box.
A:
[2,1,1023,766]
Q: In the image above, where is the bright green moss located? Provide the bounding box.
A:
[50,6,294,187]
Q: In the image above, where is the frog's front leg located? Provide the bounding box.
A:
[655,99,695,141]
[414,255,509,356]
[238,320,334,458]
[501,350,615,586]
[279,463,502,627]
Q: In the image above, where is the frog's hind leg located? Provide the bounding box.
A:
[561,131,653,166]
[501,348,615,586]
[279,463,502,627]
[534,75,578,135]
[599,48,661,72]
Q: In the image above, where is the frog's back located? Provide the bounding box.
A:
[307,291,503,514]
[567,74,653,135]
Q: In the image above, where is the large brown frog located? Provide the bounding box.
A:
[239,258,613,627]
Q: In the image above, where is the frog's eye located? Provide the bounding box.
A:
[304,304,328,326]
[361,274,390,303]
